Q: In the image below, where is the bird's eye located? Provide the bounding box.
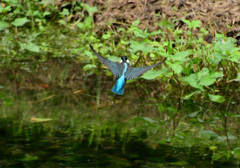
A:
[126,60,129,63]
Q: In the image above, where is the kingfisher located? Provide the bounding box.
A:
[90,45,167,95]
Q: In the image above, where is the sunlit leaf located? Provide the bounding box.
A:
[142,117,157,124]
[169,62,183,74]
[141,69,165,80]
[208,94,225,103]
[31,117,52,122]
[83,64,96,71]
[0,21,9,30]
[184,90,201,100]
[107,55,120,62]
[181,74,204,91]
[171,50,191,61]
[191,20,201,28]
[82,3,97,13]
[132,19,140,26]
[199,130,218,139]
[60,8,69,16]
[210,72,223,78]
[27,43,40,52]
[12,17,29,27]
[130,41,153,52]
[19,154,38,161]
[102,32,111,39]
[237,72,240,81]
[197,68,209,80]
[199,76,216,86]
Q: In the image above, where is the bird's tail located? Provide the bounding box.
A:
[112,83,124,95]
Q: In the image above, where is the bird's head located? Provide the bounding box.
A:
[120,56,129,63]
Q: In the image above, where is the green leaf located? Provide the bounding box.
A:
[184,90,201,100]
[11,17,29,27]
[83,64,96,71]
[27,43,40,52]
[141,69,165,80]
[208,94,225,103]
[169,62,183,74]
[181,74,204,91]
[31,117,52,122]
[181,19,191,27]
[130,41,153,52]
[197,68,209,80]
[107,55,120,62]
[198,70,223,86]
[199,130,218,139]
[210,72,223,78]
[234,147,240,158]
[0,5,11,13]
[60,8,69,16]
[132,19,140,27]
[171,50,191,61]
[0,21,9,30]
[19,42,40,52]
[102,32,111,39]
[82,3,97,14]
[237,72,240,81]
[191,20,201,28]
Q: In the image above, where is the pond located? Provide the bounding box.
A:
[0,59,238,168]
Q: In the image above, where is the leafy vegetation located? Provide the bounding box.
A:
[0,0,240,166]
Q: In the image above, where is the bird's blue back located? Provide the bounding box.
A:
[112,63,128,95]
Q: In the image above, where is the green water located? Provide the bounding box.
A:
[0,64,238,167]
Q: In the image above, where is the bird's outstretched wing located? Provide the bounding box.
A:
[125,57,167,80]
[90,45,122,78]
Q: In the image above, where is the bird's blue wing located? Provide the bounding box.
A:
[125,57,167,80]
[90,45,122,78]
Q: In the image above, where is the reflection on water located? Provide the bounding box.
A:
[0,60,238,167]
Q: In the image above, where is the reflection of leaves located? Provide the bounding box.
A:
[12,17,29,27]
[208,94,225,103]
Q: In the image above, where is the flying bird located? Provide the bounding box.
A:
[90,45,167,95]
